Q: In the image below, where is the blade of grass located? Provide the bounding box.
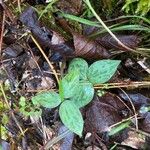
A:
[108,121,131,136]
[38,0,58,20]
[59,13,150,39]
[110,25,150,32]
[84,0,137,52]
[60,13,101,27]
[90,24,150,37]
[106,15,150,25]
[118,15,150,25]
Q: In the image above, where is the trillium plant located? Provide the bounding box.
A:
[31,58,121,136]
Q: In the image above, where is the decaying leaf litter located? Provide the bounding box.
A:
[0,0,150,149]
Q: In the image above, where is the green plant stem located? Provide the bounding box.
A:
[38,0,58,20]
[84,0,136,52]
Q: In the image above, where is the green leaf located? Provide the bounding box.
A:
[61,69,79,99]
[68,58,89,80]
[32,91,61,108]
[19,96,26,107]
[72,82,94,108]
[117,15,150,25]
[88,60,121,84]
[60,13,101,27]
[59,100,83,136]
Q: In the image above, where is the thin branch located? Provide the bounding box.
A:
[94,81,150,89]
[30,33,59,83]
[119,88,138,130]
[0,4,5,59]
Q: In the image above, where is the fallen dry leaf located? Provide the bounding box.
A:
[85,96,122,133]
[73,33,110,59]
[140,112,150,133]
[122,131,145,149]
[19,7,52,49]
[96,34,141,51]
[119,92,150,110]
[98,92,127,111]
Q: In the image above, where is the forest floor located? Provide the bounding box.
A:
[0,0,150,149]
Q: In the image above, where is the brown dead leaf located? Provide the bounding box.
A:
[19,7,53,49]
[119,92,150,109]
[73,33,110,60]
[140,112,150,133]
[85,96,122,133]
[3,44,24,58]
[122,131,145,149]
[96,34,141,51]
[98,92,127,111]
[50,33,111,60]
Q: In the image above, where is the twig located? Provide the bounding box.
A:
[119,88,138,130]
[0,3,5,59]
[94,81,150,89]
[116,95,132,113]
[30,33,59,83]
